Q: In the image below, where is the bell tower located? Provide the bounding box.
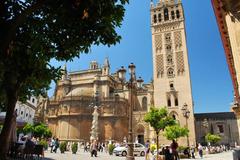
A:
[151,0,196,146]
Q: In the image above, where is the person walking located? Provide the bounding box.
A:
[145,140,150,160]
[90,140,97,157]
[164,146,173,160]
[198,143,203,159]
[171,140,179,160]
[190,145,195,159]
[53,138,59,153]
[50,137,55,153]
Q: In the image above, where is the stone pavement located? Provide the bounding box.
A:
[43,149,233,160]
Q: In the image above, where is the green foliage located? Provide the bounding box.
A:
[144,107,176,134]
[0,0,128,155]
[44,128,52,138]
[108,144,115,155]
[71,142,78,154]
[39,139,48,150]
[60,141,67,153]
[23,123,34,134]
[22,123,52,138]
[0,0,129,104]
[205,133,221,144]
[34,123,47,138]
[163,124,189,141]
[144,107,175,160]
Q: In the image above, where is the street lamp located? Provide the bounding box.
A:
[127,62,135,160]
[118,66,127,90]
[181,103,190,147]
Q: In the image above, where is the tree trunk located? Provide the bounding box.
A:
[0,89,18,159]
[156,131,159,160]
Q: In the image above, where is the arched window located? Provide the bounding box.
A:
[153,14,157,23]
[142,97,147,111]
[167,98,171,107]
[167,68,174,78]
[167,55,173,64]
[172,115,176,120]
[166,45,172,51]
[171,11,175,20]
[165,33,171,42]
[164,8,169,21]
[170,83,174,90]
[158,13,162,22]
[175,98,179,106]
[170,111,178,121]
[176,10,180,18]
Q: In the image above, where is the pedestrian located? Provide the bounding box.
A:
[145,140,150,160]
[90,140,97,157]
[205,146,209,155]
[190,145,195,159]
[170,140,179,160]
[53,138,59,153]
[50,137,55,153]
[198,143,203,159]
[165,146,173,160]
[84,143,88,152]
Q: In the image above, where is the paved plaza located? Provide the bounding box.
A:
[43,149,233,160]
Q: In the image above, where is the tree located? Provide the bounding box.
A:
[33,123,48,138]
[0,0,128,157]
[23,123,52,139]
[163,124,189,141]
[205,133,221,145]
[144,107,175,160]
[23,123,34,134]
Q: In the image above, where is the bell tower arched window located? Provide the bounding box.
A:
[175,97,179,106]
[176,10,180,19]
[167,68,174,78]
[164,8,169,21]
[167,55,173,64]
[172,115,176,120]
[167,98,171,107]
[171,11,175,20]
[158,13,162,22]
[153,14,157,23]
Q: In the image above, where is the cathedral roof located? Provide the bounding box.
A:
[194,112,236,120]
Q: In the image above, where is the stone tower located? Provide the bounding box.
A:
[150,0,196,146]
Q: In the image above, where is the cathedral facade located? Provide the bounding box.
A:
[45,0,196,145]
[46,60,153,143]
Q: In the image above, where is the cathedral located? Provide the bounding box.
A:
[43,0,196,145]
[46,60,153,144]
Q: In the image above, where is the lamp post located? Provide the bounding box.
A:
[181,103,190,147]
[127,63,135,160]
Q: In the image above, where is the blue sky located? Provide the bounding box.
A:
[49,0,234,113]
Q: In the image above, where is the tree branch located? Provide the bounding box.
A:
[1,0,46,55]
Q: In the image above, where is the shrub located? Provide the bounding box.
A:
[39,139,48,150]
[71,142,78,154]
[108,144,115,155]
[205,133,221,145]
[60,141,67,153]
[178,146,188,153]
